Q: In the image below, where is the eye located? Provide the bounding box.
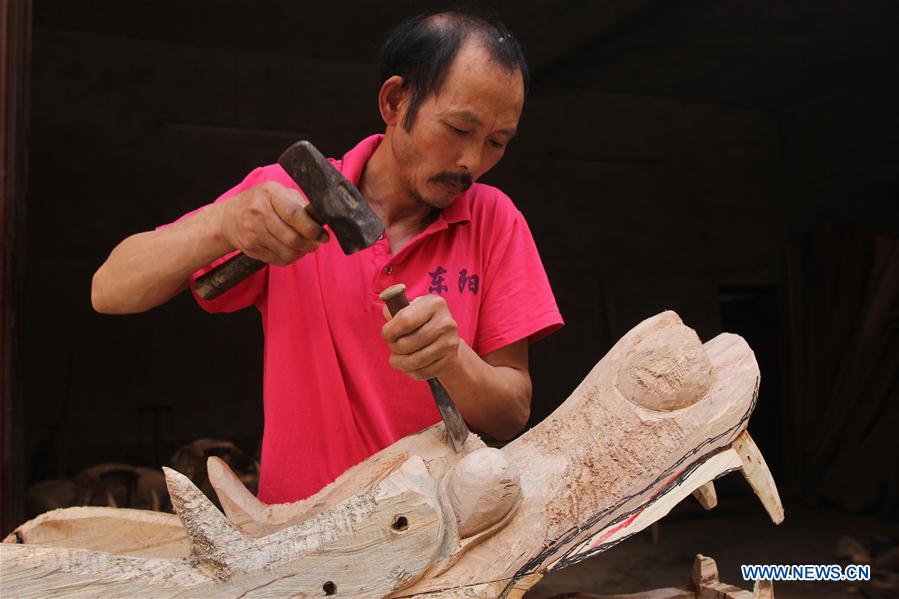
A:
[488,139,506,149]
[447,124,469,136]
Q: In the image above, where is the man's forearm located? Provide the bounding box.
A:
[91,204,231,314]
[438,341,532,441]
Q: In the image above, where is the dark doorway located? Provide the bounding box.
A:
[719,285,786,484]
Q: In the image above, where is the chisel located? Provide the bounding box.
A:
[380,284,470,452]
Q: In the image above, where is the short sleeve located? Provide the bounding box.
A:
[474,207,563,356]
[159,166,278,314]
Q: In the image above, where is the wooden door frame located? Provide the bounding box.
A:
[1,0,31,536]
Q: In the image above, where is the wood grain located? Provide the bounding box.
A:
[2,311,783,598]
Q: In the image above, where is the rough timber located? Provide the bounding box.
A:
[2,311,783,598]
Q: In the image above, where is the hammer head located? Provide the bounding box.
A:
[278,141,384,254]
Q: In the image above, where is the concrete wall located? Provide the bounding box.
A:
[26,30,381,475]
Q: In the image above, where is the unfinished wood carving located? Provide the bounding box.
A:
[1,506,187,558]
[692,481,718,510]
[2,311,783,598]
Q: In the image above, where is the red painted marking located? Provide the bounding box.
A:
[574,448,732,557]
[587,510,641,549]
[583,462,697,551]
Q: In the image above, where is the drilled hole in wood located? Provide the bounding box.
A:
[391,515,409,531]
[323,580,336,595]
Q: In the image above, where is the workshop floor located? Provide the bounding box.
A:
[528,495,897,598]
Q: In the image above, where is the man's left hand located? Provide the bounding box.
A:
[381,294,462,381]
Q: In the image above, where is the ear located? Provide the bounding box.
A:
[379,75,408,127]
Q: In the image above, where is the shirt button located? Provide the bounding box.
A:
[383,265,393,275]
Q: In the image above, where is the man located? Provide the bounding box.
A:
[91,10,562,504]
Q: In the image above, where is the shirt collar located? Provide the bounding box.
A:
[338,134,472,226]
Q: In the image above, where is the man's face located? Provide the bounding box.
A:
[390,41,525,209]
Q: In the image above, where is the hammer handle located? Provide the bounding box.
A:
[194,204,322,301]
[194,253,266,301]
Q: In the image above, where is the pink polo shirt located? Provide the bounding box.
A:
[178,134,562,503]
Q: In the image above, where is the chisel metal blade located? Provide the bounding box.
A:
[427,379,470,452]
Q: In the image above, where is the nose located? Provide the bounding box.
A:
[456,140,484,175]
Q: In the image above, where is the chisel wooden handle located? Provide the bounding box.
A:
[381,283,412,316]
[379,283,470,452]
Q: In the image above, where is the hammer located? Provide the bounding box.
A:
[195,141,384,300]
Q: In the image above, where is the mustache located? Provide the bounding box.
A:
[431,171,472,191]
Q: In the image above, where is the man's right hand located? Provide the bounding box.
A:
[92,180,331,314]
[219,181,330,266]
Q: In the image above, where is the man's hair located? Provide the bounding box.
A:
[378,8,529,130]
